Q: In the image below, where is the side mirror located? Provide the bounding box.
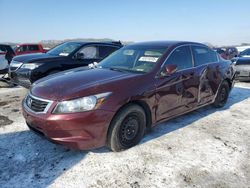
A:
[76,52,85,60]
[161,64,177,77]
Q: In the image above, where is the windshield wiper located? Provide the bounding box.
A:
[104,67,129,73]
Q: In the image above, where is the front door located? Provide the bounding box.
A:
[155,45,199,122]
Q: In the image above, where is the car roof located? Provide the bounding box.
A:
[0,44,12,47]
[16,43,42,46]
[127,41,206,48]
[64,41,123,47]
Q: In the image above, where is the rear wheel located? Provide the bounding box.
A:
[213,81,230,108]
[107,104,146,152]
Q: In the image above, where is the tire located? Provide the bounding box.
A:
[107,104,146,152]
[213,81,230,108]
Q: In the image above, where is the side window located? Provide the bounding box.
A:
[19,45,28,52]
[79,46,98,59]
[164,46,193,71]
[29,45,39,51]
[99,46,119,59]
[192,46,218,66]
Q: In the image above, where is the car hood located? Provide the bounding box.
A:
[13,53,66,63]
[31,68,139,101]
[235,57,250,65]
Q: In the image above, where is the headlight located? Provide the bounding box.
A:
[21,63,39,69]
[10,60,23,69]
[52,92,111,114]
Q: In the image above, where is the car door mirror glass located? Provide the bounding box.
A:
[160,64,177,77]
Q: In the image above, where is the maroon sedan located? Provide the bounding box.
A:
[22,41,235,151]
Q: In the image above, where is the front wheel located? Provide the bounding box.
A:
[107,104,146,152]
[213,81,230,108]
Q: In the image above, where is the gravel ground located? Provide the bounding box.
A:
[0,81,250,188]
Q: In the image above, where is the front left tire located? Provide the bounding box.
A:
[107,104,146,152]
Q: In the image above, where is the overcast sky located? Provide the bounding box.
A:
[0,0,249,46]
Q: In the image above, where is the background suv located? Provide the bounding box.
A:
[9,41,122,87]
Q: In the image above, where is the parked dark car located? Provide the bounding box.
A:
[214,48,228,60]
[215,47,238,60]
[226,47,238,59]
[234,57,250,81]
[9,41,122,87]
[22,41,235,151]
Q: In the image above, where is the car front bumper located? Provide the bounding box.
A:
[22,100,115,150]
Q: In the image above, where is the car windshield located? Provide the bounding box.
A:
[97,46,168,73]
[47,42,82,56]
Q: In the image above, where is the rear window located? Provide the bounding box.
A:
[192,46,218,66]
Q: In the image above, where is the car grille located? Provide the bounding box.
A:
[25,94,51,113]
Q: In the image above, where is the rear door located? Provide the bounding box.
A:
[72,45,120,68]
[191,45,221,106]
[155,45,199,121]
[73,45,100,67]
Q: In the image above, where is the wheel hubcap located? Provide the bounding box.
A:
[120,114,140,145]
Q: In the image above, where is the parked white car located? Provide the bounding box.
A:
[0,53,8,74]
